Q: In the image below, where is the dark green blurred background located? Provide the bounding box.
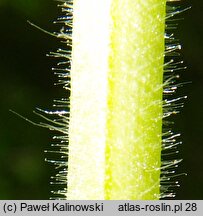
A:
[0,0,202,199]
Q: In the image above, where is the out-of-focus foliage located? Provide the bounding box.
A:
[0,0,202,199]
[0,0,60,199]
[0,0,41,17]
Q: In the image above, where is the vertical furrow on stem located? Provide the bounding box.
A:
[105,0,166,199]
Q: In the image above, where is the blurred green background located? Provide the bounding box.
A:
[0,0,202,199]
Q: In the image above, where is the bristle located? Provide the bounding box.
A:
[42,0,73,199]
[160,0,188,199]
[40,0,187,199]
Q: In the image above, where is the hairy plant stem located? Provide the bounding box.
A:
[67,0,166,199]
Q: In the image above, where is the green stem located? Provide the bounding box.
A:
[67,0,166,199]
